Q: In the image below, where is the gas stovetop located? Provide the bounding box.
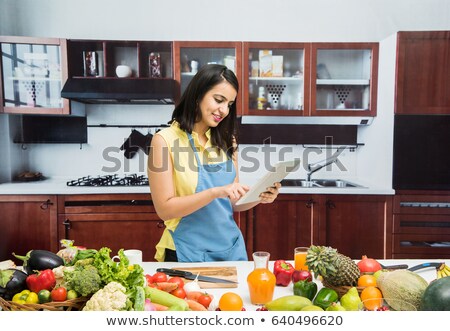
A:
[67,174,149,187]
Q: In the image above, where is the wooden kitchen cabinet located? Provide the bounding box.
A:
[173,41,243,113]
[247,194,391,261]
[66,39,173,79]
[57,194,165,262]
[393,192,450,258]
[0,195,59,263]
[242,42,311,116]
[310,43,378,117]
[244,194,316,260]
[316,194,392,259]
[0,36,70,115]
[242,42,378,117]
[395,31,450,115]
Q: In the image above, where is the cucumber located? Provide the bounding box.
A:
[134,286,146,311]
[144,286,189,311]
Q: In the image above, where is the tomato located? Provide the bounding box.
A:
[145,274,154,284]
[152,272,168,283]
[197,293,213,309]
[218,292,243,311]
[168,276,185,289]
[170,287,186,299]
[51,287,67,302]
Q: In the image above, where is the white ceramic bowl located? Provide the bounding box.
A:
[115,65,132,78]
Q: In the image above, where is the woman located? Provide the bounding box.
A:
[148,64,281,262]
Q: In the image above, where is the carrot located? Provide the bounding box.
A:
[155,282,178,292]
[152,303,169,311]
[185,299,208,311]
[186,291,214,302]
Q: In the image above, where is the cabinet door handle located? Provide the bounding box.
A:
[306,199,315,208]
[326,199,336,209]
[157,221,165,228]
[63,219,71,238]
[40,199,54,210]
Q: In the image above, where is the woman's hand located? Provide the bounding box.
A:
[258,182,281,204]
[213,183,250,202]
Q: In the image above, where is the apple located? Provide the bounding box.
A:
[292,269,312,283]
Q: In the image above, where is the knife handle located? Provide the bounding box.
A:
[156,268,189,277]
[408,262,442,272]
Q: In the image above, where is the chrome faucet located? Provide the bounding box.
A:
[306,146,346,182]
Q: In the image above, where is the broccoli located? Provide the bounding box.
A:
[64,264,102,297]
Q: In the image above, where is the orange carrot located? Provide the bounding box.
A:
[155,282,178,292]
[185,299,208,311]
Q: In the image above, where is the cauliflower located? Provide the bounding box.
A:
[64,264,101,297]
[83,282,128,311]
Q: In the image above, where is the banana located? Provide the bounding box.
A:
[442,266,450,277]
[437,269,442,279]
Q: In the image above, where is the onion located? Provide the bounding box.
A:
[357,255,382,273]
[183,274,202,293]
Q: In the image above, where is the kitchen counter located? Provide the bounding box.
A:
[0,175,395,195]
[141,259,446,311]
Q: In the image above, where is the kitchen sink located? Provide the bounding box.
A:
[280,179,366,188]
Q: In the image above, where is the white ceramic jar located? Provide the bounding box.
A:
[115,65,132,78]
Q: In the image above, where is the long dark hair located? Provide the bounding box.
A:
[171,64,239,157]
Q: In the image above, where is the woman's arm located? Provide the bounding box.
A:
[148,134,249,220]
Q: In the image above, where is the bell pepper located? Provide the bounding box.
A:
[273,260,295,286]
[293,280,318,300]
[313,287,339,310]
[26,269,56,293]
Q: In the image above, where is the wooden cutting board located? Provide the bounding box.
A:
[173,266,238,288]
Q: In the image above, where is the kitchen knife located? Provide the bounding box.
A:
[408,262,443,272]
[380,263,409,270]
[156,268,238,284]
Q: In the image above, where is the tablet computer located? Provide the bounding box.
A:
[236,159,301,206]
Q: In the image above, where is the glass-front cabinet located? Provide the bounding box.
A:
[0,36,69,114]
[310,43,378,117]
[243,42,310,116]
[173,41,242,112]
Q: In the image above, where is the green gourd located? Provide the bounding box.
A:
[377,269,428,311]
[420,277,450,311]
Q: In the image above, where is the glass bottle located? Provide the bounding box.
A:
[247,251,276,305]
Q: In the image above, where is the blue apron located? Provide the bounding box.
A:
[169,133,248,262]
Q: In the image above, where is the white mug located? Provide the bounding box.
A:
[112,249,143,265]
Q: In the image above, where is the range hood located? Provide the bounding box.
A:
[61,78,178,104]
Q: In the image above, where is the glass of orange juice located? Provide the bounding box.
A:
[294,247,309,270]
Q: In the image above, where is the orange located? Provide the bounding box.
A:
[360,286,383,310]
[357,274,377,287]
[218,292,244,311]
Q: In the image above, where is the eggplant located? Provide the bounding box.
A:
[0,268,28,300]
[13,250,64,274]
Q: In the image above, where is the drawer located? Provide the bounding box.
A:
[393,214,450,235]
[394,194,450,215]
[393,233,450,258]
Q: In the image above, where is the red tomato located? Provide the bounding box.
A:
[197,293,213,309]
[51,287,67,302]
[152,272,168,283]
[145,274,153,284]
[170,288,186,299]
[168,276,185,289]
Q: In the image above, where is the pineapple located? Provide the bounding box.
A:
[306,245,360,287]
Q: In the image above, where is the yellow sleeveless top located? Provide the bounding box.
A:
[148,121,228,262]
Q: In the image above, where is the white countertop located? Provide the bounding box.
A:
[141,259,445,311]
[0,176,395,195]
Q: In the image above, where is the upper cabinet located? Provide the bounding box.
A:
[395,31,450,115]
[310,43,378,117]
[243,42,310,116]
[242,42,378,117]
[173,41,242,112]
[0,36,69,115]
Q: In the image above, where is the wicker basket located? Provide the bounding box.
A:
[321,280,365,299]
[0,296,88,311]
